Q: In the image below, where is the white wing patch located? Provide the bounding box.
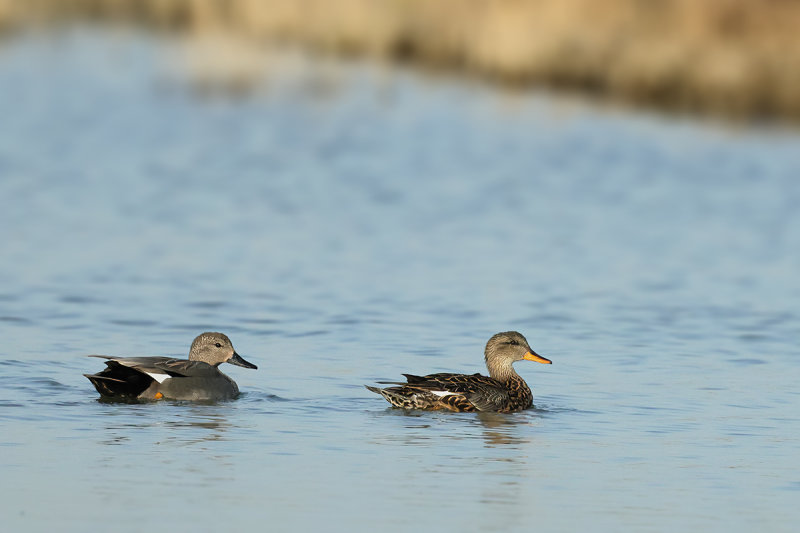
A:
[430,390,458,398]
[145,372,171,384]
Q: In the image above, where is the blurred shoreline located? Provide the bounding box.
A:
[3,0,800,121]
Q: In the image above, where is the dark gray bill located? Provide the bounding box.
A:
[228,351,257,369]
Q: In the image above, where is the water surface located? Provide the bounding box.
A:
[1,27,799,532]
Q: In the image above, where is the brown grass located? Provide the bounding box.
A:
[4,0,800,119]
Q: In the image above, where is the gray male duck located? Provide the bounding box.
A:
[84,332,257,401]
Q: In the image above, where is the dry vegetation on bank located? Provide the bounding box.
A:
[3,0,800,119]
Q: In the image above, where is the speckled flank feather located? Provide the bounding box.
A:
[365,373,531,412]
[366,331,551,413]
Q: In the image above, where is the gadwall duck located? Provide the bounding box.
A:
[85,332,257,401]
[366,331,551,412]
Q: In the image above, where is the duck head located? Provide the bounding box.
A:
[485,331,551,378]
[189,332,258,369]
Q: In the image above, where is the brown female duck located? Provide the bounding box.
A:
[366,331,551,412]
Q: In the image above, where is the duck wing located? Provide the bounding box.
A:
[153,359,218,378]
[88,355,173,376]
[402,372,501,394]
[87,356,214,380]
[407,373,516,411]
[367,372,510,412]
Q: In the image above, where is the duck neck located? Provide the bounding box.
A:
[486,358,521,384]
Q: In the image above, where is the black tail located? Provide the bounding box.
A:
[85,361,153,399]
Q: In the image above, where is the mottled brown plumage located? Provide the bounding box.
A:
[366,331,552,412]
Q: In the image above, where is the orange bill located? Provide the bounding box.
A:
[523,351,552,364]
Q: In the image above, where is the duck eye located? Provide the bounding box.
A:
[215,343,222,348]
[509,340,519,346]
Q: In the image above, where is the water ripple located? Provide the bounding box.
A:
[0,316,32,324]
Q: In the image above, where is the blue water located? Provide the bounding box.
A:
[1,27,799,532]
